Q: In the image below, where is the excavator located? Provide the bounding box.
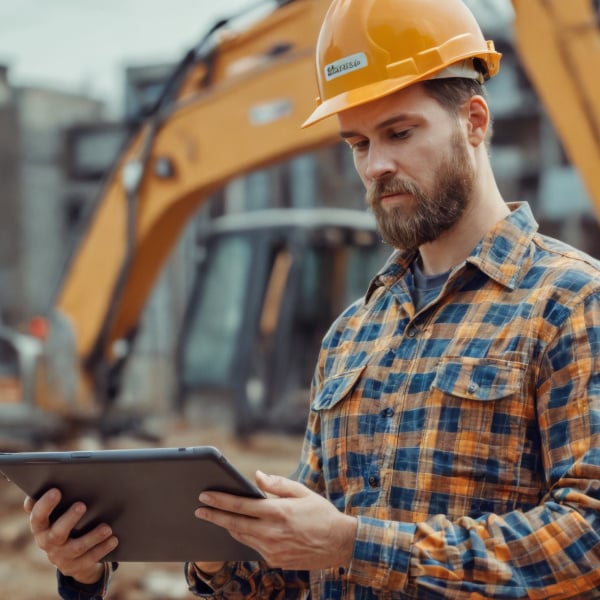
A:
[0,0,599,442]
[2,0,375,441]
[512,0,600,211]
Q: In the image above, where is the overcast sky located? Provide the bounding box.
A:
[0,0,265,115]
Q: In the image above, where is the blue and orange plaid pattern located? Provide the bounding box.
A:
[183,202,600,599]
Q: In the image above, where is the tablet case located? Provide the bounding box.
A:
[0,445,264,562]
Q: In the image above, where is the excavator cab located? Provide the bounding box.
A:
[176,208,390,435]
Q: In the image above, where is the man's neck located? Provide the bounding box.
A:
[418,189,510,276]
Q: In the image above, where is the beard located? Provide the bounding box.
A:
[366,130,475,251]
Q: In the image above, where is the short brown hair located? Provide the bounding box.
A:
[421,77,493,142]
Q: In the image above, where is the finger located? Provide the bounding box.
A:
[195,505,263,540]
[198,489,267,519]
[52,532,118,579]
[29,489,62,534]
[43,501,90,546]
[60,525,118,562]
[198,475,308,518]
[84,534,119,564]
[255,472,311,499]
[23,496,35,515]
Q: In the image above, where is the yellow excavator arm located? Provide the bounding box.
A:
[511,0,600,216]
[49,0,600,411]
[55,0,338,387]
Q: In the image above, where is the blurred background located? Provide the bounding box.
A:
[0,0,252,116]
[0,0,598,446]
[0,0,598,441]
[0,0,599,597]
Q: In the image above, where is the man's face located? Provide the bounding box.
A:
[338,84,475,251]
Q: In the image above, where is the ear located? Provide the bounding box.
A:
[465,95,489,147]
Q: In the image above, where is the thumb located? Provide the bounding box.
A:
[255,470,310,499]
[23,496,34,515]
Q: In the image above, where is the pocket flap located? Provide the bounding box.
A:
[431,357,525,401]
[311,366,365,411]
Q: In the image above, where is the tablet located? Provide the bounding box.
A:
[0,445,264,562]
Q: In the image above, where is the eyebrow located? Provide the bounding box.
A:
[339,113,416,139]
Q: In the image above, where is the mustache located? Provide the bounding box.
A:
[367,178,420,205]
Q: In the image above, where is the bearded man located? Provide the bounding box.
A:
[27,1,600,598]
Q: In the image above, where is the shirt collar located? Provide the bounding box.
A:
[365,202,538,302]
[466,202,538,289]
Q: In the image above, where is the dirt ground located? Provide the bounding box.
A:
[0,416,304,599]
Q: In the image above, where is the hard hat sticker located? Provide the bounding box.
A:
[325,52,368,81]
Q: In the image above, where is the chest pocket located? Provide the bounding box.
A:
[431,356,526,402]
[311,366,368,493]
[311,366,366,412]
[427,356,529,472]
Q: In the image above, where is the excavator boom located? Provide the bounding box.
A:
[511,0,600,216]
[9,0,600,432]
[55,0,338,386]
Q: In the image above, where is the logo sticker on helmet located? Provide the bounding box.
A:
[324,52,368,82]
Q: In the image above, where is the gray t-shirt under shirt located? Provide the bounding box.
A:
[410,257,451,312]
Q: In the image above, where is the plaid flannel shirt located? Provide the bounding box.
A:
[63,203,600,599]
[187,203,600,599]
[294,202,600,598]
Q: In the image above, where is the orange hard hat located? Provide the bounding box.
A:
[302,0,501,127]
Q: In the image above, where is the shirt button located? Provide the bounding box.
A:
[468,382,479,394]
[368,475,379,488]
[381,407,394,417]
[407,326,417,338]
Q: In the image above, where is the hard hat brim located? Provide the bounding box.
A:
[302,52,501,128]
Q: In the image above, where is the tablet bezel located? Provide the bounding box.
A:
[0,445,264,562]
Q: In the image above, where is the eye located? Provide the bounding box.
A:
[391,128,411,141]
[347,138,369,152]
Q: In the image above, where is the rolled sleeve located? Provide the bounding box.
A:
[348,515,415,591]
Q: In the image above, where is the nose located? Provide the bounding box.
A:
[362,141,396,182]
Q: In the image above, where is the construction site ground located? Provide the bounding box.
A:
[0,417,304,599]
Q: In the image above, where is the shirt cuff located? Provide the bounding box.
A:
[57,562,118,600]
[185,561,237,593]
[347,515,415,591]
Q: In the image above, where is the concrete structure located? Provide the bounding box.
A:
[0,66,105,324]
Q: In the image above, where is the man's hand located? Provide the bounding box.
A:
[195,471,357,570]
[23,488,118,584]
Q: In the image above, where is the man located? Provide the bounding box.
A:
[26,0,600,598]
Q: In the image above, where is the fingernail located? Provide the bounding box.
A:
[257,470,272,483]
[199,493,212,504]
